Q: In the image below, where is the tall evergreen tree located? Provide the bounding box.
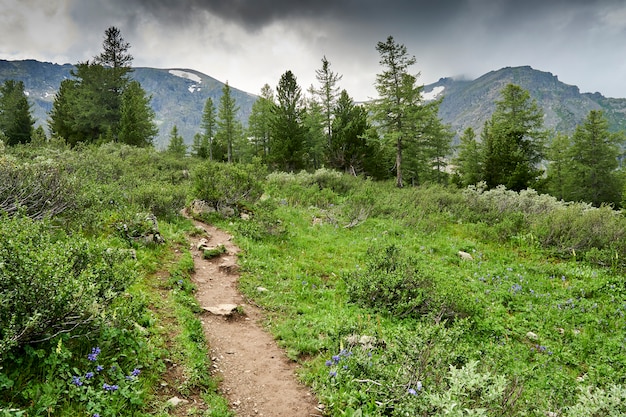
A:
[216,82,242,163]
[48,26,143,145]
[0,80,34,145]
[166,125,186,157]
[544,133,571,200]
[303,87,326,169]
[200,97,217,160]
[482,83,546,191]
[118,80,157,147]
[271,70,306,171]
[370,36,425,188]
[563,110,624,206]
[329,89,371,175]
[453,127,483,187]
[313,56,342,148]
[247,84,274,161]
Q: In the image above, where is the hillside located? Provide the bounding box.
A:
[3,60,626,148]
[0,59,257,149]
[424,65,626,137]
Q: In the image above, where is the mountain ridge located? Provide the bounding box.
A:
[1,59,625,149]
[0,59,256,149]
[423,65,626,137]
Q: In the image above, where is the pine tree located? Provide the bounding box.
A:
[370,36,425,188]
[564,110,624,206]
[200,97,217,160]
[544,133,571,200]
[48,26,136,145]
[247,84,274,161]
[118,81,157,147]
[270,70,306,171]
[329,90,371,175]
[166,125,186,157]
[0,80,34,145]
[313,56,342,148]
[481,84,546,191]
[453,127,483,187]
[216,82,242,163]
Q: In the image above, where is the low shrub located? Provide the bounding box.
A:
[0,215,136,358]
[192,161,263,213]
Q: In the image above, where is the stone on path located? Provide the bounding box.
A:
[203,303,239,316]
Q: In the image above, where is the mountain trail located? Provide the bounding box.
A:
[188,218,322,417]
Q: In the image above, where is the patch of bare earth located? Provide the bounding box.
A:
[189,219,322,417]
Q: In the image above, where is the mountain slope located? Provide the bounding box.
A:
[0,59,257,149]
[424,66,626,138]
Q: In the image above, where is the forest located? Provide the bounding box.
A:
[0,27,625,416]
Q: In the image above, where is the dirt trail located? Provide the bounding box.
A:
[188,219,321,417]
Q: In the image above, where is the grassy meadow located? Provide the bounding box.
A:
[0,143,625,416]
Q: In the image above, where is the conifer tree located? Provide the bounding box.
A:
[564,110,624,206]
[371,36,425,188]
[481,83,546,191]
[118,81,157,147]
[0,80,34,145]
[270,70,306,171]
[247,84,274,161]
[166,125,186,156]
[453,127,483,187]
[313,56,342,148]
[200,97,217,160]
[216,82,242,163]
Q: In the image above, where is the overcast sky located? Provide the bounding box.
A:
[1,0,626,101]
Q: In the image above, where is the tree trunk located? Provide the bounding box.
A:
[396,138,403,188]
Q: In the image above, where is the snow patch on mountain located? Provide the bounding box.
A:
[423,85,445,101]
[169,69,202,84]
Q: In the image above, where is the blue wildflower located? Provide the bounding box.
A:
[131,368,141,377]
[93,414,100,417]
[96,365,104,372]
[329,371,337,377]
[332,355,341,364]
[325,360,333,367]
[85,372,95,379]
[103,383,119,392]
[71,375,83,386]
[88,347,101,361]
[408,388,417,395]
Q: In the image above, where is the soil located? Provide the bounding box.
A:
[188,219,322,417]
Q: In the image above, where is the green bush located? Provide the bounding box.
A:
[192,161,263,213]
[0,215,136,358]
[344,244,438,319]
[0,156,76,220]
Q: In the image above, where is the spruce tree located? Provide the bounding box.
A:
[453,127,483,187]
[118,81,157,147]
[200,97,217,160]
[0,80,34,145]
[564,110,624,206]
[247,84,274,161]
[482,83,546,191]
[216,82,242,163]
[166,125,186,156]
[270,70,306,171]
[371,36,425,188]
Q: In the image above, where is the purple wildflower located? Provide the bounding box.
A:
[103,383,119,392]
[88,347,101,361]
[332,355,341,364]
[71,375,83,386]
[325,360,333,367]
[329,371,337,377]
[85,372,95,379]
[96,365,104,372]
[408,388,417,395]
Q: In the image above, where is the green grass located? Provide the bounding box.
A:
[226,177,626,416]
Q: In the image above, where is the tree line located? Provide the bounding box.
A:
[0,28,624,207]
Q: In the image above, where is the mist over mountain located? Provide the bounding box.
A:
[2,60,625,149]
[423,65,626,139]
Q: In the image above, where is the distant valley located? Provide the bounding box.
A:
[2,60,626,149]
